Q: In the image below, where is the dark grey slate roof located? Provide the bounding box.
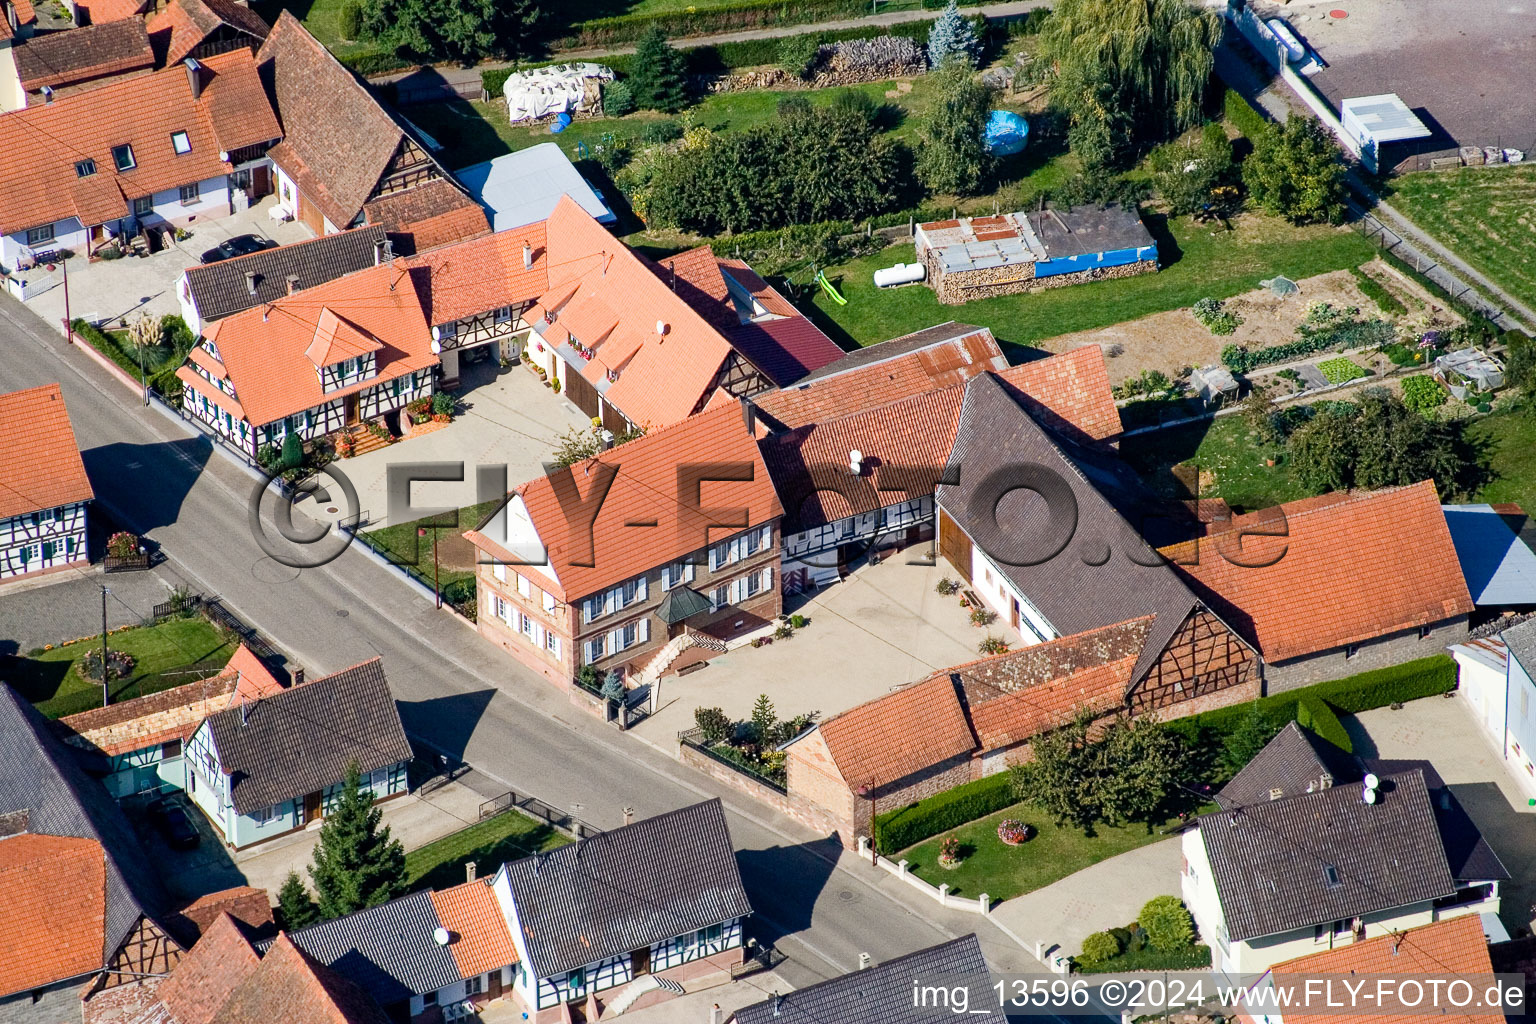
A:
[732,934,1001,1024]
[0,686,170,985]
[1217,722,1358,810]
[792,321,989,385]
[182,225,388,324]
[276,889,457,1005]
[936,372,1212,686]
[504,798,751,979]
[656,585,712,624]
[205,658,411,815]
[1363,759,1510,883]
[1199,769,1455,942]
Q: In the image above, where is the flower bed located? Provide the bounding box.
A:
[996,819,1033,845]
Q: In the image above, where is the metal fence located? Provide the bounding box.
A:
[678,727,788,795]
[478,789,603,838]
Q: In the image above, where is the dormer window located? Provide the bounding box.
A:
[75,159,96,178]
[171,131,191,155]
[111,144,136,171]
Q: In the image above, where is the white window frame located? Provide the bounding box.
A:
[520,613,534,640]
[179,182,200,205]
[252,804,276,824]
[132,196,153,217]
[585,635,606,664]
[545,630,562,661]
[25,224,54,246]
[171,130,191,155]
[662,560,696,590]
[542,590,557,613]
[516,574,530,598]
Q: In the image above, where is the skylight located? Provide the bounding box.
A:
[171,131,191,155]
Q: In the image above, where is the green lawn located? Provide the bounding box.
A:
[251,0,378,59]
[1,618,235,719]
[359,497,503,592]
[1119,414,1308,513]
[1468,399,1536,513]
[1389,166,1536,311]
[900,800,1186,902]
[404,808,570,892]
[803,215,1378,355]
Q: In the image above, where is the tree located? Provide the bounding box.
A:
[1286,388,1479,497]
[602,80,635,117]
[1009,709,1101,832]
[694,706,732,744]
[1220,702,1281,778]
[750,694,777,746]
[1243,115,1348,225]
[308,762,406,920]
[1038,0,1221,157]
[778,33,821,78]
[279,431,304,472]
[1139,895,1196,951]
[276,870,320,931]
[600,671,626,704]
[927,0,980,68]
[1097,716,1186,828]
[360,0,539,63]
[629,27,690,113]
[1151,122,1236,216]
[915,62,995,196]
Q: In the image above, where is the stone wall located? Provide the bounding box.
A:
[926,251,1157,305]
[1263,616,1469,693]
[681,739,848,840]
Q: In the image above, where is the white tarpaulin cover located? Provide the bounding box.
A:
[503,63,614,123]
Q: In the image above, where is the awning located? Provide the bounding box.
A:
[656,585,712,625]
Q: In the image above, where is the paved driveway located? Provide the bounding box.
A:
[17,195,313,335]
[631,556,987,743]
[303,357,592,531]
[0,562,194,655]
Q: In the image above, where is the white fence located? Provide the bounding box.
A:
[856,836,993,915]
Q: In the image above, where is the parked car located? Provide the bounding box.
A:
[199,234,277,264]
[146,795,200,850]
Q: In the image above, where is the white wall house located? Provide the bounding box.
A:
[1451,620,1536,804]
[0,501,88,579]
[0,384,94,581]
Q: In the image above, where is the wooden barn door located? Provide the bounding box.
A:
[937,509,973,581]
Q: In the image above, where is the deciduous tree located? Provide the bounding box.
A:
[1151,122,1236,216]
[915,62,995,196]
[360,0,539,63]
[1242,115,1348,225]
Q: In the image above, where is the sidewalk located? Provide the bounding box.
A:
[371,0,1050,87]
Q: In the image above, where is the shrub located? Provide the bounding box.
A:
[1140,895,1195,952]
[936,577,960,596]
[1297,696,1352,753]
[1191,297,1243,336]
[1316,357,1369,385]
[778,32,820,76]
[969,607,996,627]
[78,648,136,682]
[789,614,808,629]
[773,623,794,640]
[338,0,362,39]
[1080,931,1122,964]
[1223,88,1269,140]
[431,392,455,416]
[1401,374,1447,412]
[873,772,1016,853]
[695,706,732,743]
[280,432,304,472]
[106,531,139,558]
[978,635,1009,655]
[602,80,636,117]
[441,577,475,609]
[640,118,684,144]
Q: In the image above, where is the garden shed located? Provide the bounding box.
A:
[914,204,1157,305]
[1434,349,1504,397]
[1191,365,1239,408]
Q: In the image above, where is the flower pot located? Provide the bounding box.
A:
[938,854,963,870]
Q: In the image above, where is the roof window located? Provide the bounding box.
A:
[74,158,96,178]
[1323,865,1342,889]
[171,131,191,155]
[111,144,136,171]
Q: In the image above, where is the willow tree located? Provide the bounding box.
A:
[1038,0,1221,165]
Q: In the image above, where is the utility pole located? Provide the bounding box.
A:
[100,585,110,708]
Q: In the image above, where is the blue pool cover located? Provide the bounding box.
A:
[984,110,1029,156]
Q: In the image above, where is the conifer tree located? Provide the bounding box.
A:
[276,870,320,931]
[309,762,406,920]
[628,28,690,113]
[927,0,980,68]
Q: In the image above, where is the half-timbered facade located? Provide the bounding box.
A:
[0,383,94,581]
[465,402,784,692]
[146,0,271,69]
[176,260,437,457]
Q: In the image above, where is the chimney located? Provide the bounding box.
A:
[523,241,532,271]
[857,952,872,970]
[466,861,477,884]
[373,239,386,266]
[244,271,258,296]
[183,58,204,101]
[286,274,301,296]
[292,667,305,687]
[599,429,615,451]
[40,85,53,103]
[668,260,676,291]
[622,806,634,826]
[739,396,756,435]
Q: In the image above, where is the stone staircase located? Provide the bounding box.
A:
[631,628,727,692]
[336,422,392,458]
[604,975,685,1017]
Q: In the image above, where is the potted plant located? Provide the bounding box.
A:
[937,834,964,870]
[106,532,139,559]
[336,435,356,458]
[997,819,1034,846]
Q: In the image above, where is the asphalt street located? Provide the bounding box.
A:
[0,292,1041,987]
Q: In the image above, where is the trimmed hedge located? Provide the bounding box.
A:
[1076,945,1211,974]
[559,0,998,49]
[71,319,141,378]
[1223,87,1269,141]
[874,772,1014,854]
[339,49,413,76]
[1296,696,1352,753]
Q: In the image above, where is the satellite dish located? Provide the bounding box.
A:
[1362,787,1378,805]
[1364,773,1379,790]
[433,926,451,946]
[430,338,442,355]
[431,325,442,341]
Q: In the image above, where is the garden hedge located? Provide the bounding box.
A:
[1296,696,1352,753]
[1222,87,1270,141]
[874,772,1015,854]
[559,0,997,48]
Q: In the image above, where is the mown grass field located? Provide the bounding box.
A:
[1118,413,1310,514]
[1,618,235,719]
[1389,166,1536,310]
[803,217,1377,355]
[404,809,569,892]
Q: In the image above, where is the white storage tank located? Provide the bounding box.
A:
[873,262,927,288]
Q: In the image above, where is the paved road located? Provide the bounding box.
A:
[373,0,1051,88]
[0,291,1038,986]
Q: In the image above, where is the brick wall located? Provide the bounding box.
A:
[687,740,848,840]
[1262,616,1469,693]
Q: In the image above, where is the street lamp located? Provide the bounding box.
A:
[855,782,877,866]
[417,527,440,608]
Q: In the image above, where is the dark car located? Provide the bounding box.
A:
[199,233,277,264]
[146,795,200,850]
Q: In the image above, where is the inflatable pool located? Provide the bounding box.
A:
[984,110,1029,156]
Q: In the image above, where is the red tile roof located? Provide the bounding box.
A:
[170,886,274,944]
[157,913,263,1024]
[430,879,518,979]
[817,675,976,790]
[1265,915,1499,1024]
[405,224,548,328]
[466,401,781,602]
[718,258,798,318]
[305,307,383,367]
[72,0,149,25]
[756,326,1007,428]
[362,179,489,255]
[0,48,278,235]
[13,17,154,92]
[0,383,94,520]
[1164,481,1474,662]
[146,0,269,68]
[531,196,737,429]
[189,262,434,427]
[0,833,108,992]
[995,345,1121,443]
[652,244,736,330]
[761,386,965,530]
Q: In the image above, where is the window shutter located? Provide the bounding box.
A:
[639,617,651,643]
[551,637,562,661]
[731,577,743,604]
[760,524,772,550]
[636,575,648,601]
[709,545,720,572]
[585,639,600,664]
[610,628,623,652]
[661,564,672,590]
[730,536,742,563]
[761,566,772,591]
[684,560,696,583]
[493,561,507,582]
[582,598,594,623]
